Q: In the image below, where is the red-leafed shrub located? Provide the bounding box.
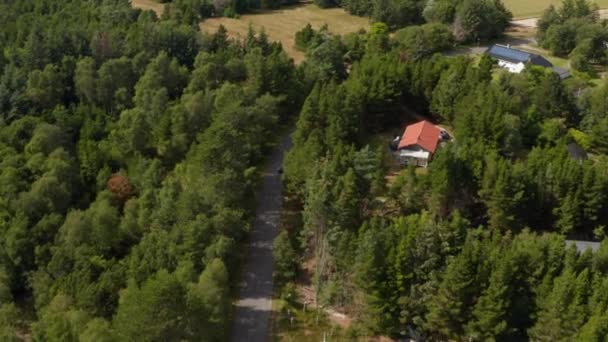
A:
[107,173,133,202]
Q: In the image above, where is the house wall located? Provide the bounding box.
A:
[397,145,431,168]
[498,60,525,73]
[398,155,429,168]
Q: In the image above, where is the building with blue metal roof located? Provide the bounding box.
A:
[486,44,553,73]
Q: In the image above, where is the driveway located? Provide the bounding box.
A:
[231,133,292,342]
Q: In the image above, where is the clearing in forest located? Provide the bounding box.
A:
[201,3,370,63]
[131,0,165,16]
[504,0,608,18]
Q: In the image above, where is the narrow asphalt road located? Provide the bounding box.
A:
[231,133,292,342]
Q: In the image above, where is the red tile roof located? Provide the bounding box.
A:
[398,120,441,153]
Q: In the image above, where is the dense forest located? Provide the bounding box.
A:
[0,0,304,340]
[3,0,608,341]
[280,13,608,341]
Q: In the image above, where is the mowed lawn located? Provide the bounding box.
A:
[201,4,370,63]
[505,0,608,18]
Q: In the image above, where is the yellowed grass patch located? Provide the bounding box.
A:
[131,0,165,16]
[201,3,370,63]
[505,0,608,18]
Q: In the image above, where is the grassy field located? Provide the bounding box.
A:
[201,4,370,63]
[505,0,608,18]
[131,0,164,16]
[132,0,608,21]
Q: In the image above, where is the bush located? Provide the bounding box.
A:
[222,6,238,17]
[569,128,592,150]
[395,23,453,60]
[295,24,316,52]
[273,230,298,285]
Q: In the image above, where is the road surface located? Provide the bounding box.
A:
[231,133,292,342]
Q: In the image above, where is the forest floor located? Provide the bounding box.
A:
[200,3,370,63]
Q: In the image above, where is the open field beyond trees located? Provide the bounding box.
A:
[131,0,608,59]
[505,0,608,18]
[131,0,164,16]
[201,4,370,63]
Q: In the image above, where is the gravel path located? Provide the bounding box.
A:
[231,133,292,342]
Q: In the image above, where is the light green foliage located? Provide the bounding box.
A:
[395,23,454,60]
[0,269,11,305]
[273,230,298,285]
[0,304,20,342]
[32,294,91,342]
[453,0,512,42]
[568,128,591,150]
[185,259,230,340]
[528,268,590,341]
[79,318,119,342]
[114,271,187,341]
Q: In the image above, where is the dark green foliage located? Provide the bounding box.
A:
[0,1,302,339]
[315,0,338,8]
[295,24,331,52]
[451,0,512,42]
[285,11,608,339]
[4,0,608,340]
[394,23,454,60]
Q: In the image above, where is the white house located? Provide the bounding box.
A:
[486,44,553,74]
[396,120,442,168]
